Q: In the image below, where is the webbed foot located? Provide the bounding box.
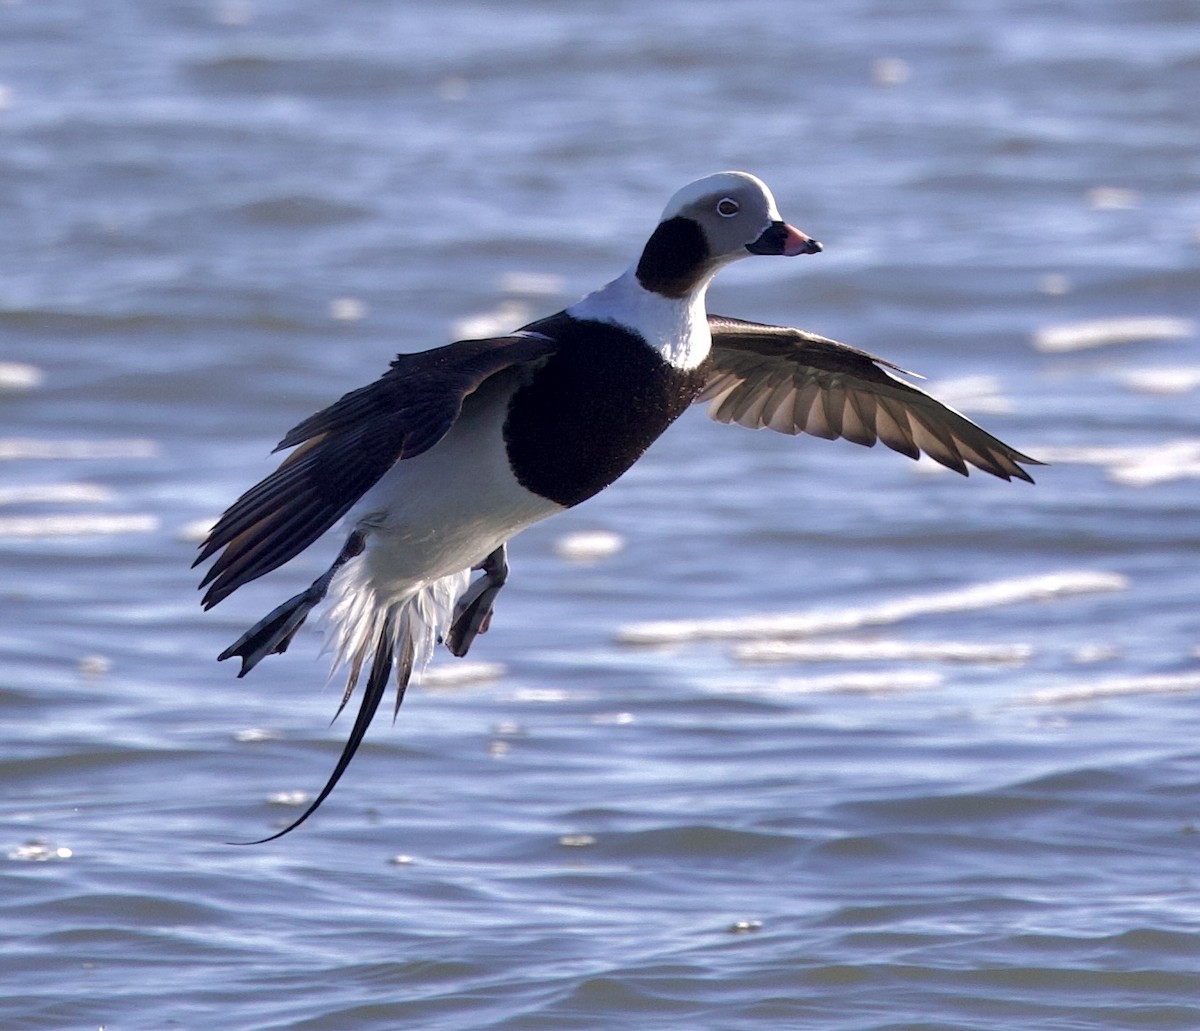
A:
[445,544,508,657]
[219,530,365,677]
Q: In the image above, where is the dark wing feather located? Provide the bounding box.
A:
[704,315,1041,482]
[196,332,558,608]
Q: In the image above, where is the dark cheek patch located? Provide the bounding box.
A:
[635,216,713,298]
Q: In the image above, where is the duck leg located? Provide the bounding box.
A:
[445,543,508,657]
[219,530,366,678]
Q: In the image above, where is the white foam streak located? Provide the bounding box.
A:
[617,572,1127,645]
[750,671,944,696]
[554,529,624,562]
[924,376,1013,415]
[1120,366,1200,396]
[0,362,42,391]
[0,483,112,506]
[735,639,1032,665]
[0,438,159,461]
[498,271,566,296]
[1033,316,1194,353]
[0,513,159,537]
[451,300,530,340]
[1034,439,1200,486]
[1018,672,1200,706]
[178,518,216,543]
[422,662,505,687]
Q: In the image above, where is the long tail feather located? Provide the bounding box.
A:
[228,559,471,843]
[234,610,400,844]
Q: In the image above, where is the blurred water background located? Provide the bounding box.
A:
[2,1,1199,1028]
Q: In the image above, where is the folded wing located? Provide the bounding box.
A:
[703,315,1040,482]
[195,332,557,608]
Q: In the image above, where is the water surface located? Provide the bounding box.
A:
[2,2,1199,1028]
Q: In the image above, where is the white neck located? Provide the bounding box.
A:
[565,266,713,370]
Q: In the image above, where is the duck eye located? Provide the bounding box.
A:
[716,197,740,217]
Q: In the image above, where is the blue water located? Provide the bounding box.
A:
[3,1,1200,1028]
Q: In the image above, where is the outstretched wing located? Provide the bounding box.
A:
[195,332,558,608]
[703,315,1040,482]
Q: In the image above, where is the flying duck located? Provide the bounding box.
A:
[197,171,1038,841]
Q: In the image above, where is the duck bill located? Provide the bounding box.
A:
[746,221,823,256]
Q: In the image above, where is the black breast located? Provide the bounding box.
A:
[503,317,709,508]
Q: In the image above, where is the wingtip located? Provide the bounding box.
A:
[983,457,1039,484]
[1010,450,1045,484]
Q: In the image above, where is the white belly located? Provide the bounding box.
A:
[346,375,564,594]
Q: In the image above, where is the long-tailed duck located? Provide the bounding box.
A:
[196,171,1038,840]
